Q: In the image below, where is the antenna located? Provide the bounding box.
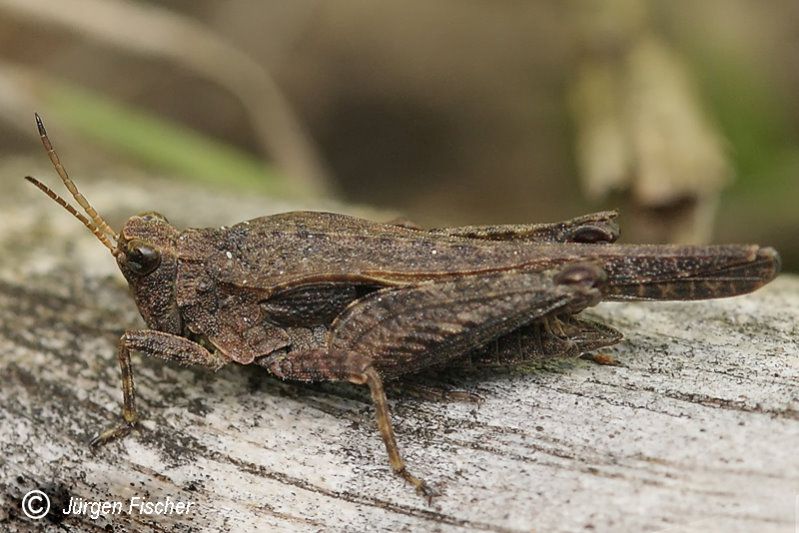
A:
[34,113,118,240]
[25,176,116,252]
[27,113,118,253]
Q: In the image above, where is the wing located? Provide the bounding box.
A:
[176,211,562,292]
[177,211,780,302]
[428,210,620,243]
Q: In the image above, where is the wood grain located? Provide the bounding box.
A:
[1,171,796,532]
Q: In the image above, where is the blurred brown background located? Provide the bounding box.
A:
[1,0,797,269]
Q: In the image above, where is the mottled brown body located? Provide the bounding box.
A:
[25,114,781,500]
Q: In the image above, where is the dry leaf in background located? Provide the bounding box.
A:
[572,1,731,244]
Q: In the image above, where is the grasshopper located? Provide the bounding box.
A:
[26,114,780,499]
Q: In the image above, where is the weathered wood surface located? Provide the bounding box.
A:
[0,169,797,532]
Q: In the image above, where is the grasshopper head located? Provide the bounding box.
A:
[115,212,183,333]
[116,212,178,278]
[26,114,183,334]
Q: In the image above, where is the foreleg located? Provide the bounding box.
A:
[90,330,228,447]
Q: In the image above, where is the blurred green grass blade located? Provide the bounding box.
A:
[687,50,798,195]
[44,83,301,197]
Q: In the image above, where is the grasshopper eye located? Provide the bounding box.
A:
[126,240,161,276]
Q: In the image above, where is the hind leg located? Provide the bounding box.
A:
[261,349,433,498]
[462,316,623,368]
[260,264,605,499]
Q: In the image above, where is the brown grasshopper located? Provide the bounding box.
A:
[25,114,780,499]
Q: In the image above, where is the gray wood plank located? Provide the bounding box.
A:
[1,171,796,532]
